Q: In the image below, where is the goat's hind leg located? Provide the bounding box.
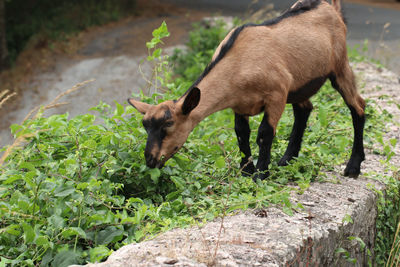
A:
[330,68,366,178]
[234,113,256,176]
[278,100,313,166]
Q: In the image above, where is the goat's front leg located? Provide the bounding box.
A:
[254,95,286,181]
[254,113,275,181]
[234,113,255,176]
[278,101,313,166]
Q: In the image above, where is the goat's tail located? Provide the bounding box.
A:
[331,0,342,13]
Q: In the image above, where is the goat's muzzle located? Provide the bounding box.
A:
[145,152,165,169]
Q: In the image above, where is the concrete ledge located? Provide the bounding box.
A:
[75,178,382,267]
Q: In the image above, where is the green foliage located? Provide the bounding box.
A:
[5,0,137,62]
[348,39,384,68]
[348,40,370,63]
[170,19,229,84]
[335,236,372,266]
[144,21,172,93]
[0,20,398,266]
[374,175,400,266]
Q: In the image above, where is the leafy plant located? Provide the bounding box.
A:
[374,175,400,266]
[170,19,229,85]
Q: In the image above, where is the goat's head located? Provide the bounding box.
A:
[128,87,201,168]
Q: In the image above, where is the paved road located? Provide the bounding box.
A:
[166,0,400,74]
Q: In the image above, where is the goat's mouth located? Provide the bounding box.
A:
[146,149,181,169]
[155,161,165,169]
[146,155,169,169]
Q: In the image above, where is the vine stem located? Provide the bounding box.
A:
[386,220,400,267]
[75,135,83,180]
[74,205,82,252]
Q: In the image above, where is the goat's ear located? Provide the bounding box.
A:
[127,98,152,114]
[182,87,201,115]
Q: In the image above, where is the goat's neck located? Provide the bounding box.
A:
[188,78,232,127]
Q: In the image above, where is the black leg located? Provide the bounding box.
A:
[344,106,365,177]
[254,113,275,181]
[330,74,366,178]
[278,102,313,166]
[234,113,255,176]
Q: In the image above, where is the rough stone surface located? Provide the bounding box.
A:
[71,63,400,267]
[73,179,382,267]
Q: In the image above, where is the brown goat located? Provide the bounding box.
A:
[128,0,365,180]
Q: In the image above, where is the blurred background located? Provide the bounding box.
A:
[0,0,399,146]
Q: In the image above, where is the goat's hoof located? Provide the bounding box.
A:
[241,163,255,177]
[278,156,291,166]
[253,171,269,182]
[344,166,360,178]
[242,169,254,177]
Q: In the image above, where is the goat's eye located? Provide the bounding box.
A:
[164,121,174,128]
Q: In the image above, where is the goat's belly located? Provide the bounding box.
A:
[232,99,265,116]
[287,76,328,103]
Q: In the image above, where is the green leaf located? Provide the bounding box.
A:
[19,162,36,171]
[152,48,162,59]
[134,229,145,242]
[4,224,21,236]
[52,250,80,267]
[22,222,35,244]
[23,171,37,188]
[62,227,87,239]
[152,21,170,39]
[89,246,111,263]
[282,206,293,216]
[96,227,124,245]
[48,214,65,229]
[390,138,397,147]
[342,214,353,224]
[10,124,23,135]
[18,200,30,212]
[3,174,23,185]
[318,106,328,127]
[147,168,161,183]
[348,236,366,250]
[215,156,225,168]
[171,176,185,190]
[55,188,75,197]
[115,102,124,116]
[35,236,50,248]
[335,247,348,255]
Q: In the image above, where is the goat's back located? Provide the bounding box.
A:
[209,1,347,95]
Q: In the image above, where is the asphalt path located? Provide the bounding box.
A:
[166,0,400,74]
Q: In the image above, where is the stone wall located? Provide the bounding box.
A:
[73,178,382,267]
